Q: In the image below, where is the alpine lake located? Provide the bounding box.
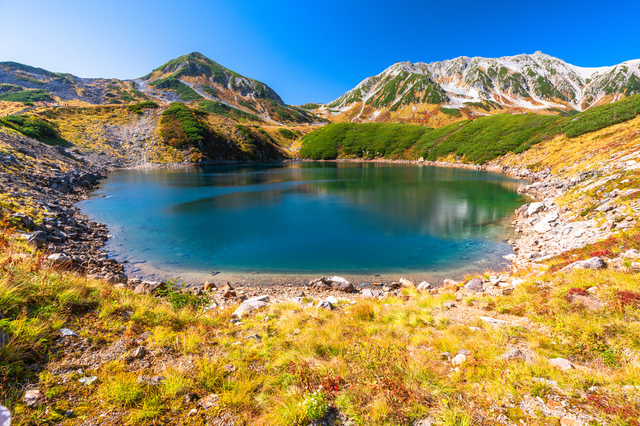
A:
[78,162,529,285]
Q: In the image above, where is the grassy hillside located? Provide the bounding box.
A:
[301,94,640,163]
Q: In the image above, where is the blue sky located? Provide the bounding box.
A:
[0,0,639,105]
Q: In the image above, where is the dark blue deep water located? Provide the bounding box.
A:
[78,162,527,278]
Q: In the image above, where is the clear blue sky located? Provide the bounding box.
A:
[0,0,639,105]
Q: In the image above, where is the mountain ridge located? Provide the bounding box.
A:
[0,52,319,125]
[320,51,640,125]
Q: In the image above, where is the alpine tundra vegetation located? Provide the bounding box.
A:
[0,51,640,426]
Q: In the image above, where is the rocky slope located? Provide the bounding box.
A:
[320,52,640,125]
[0,53,323,125]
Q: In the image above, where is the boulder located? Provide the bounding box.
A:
[559,257,606,273]
[500,348,534,364]
[533,220,552,233]
[0,403,10,426]
[198,394,219,410]
[309,276,354,293]
[23,389,45,408]
[451,354,466,366]
[79,173,97,184]
[27,231,47,248]
[137,375,164,386]
[399,278,414,288]
[47,253,72,267]
[567,294,603,311]
[527,202,545,216]
[464,278,483,293]
[0,329,9,350]
[232,296,270,319]
[416,281,432,291]
[549,358,573,371]
[133,281,167,295]
[316,300,333,310]
[59,328,78,337]
[361,289,381,298]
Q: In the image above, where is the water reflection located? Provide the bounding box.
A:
[79,162,527,274]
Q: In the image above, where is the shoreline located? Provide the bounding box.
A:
[3,137,612,298]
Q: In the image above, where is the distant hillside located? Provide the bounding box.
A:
[301,93,640,163]
[0,53,323,125]
[318,52,640,125]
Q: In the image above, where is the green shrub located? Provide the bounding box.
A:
[127,101,159,115]
[159,102,207,148]
[0,115,66,145]
[278,128,296,139]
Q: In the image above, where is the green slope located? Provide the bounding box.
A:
[300,94,640,163]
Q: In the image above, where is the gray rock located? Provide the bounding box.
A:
[27,231,47,248]
[23,389,45,408]
[48,253,72,266]
[533,220,552,233]
[451,354,466,365]
[528,202,545,216]
[549,358,573,371]
[413,417,435,426]
[362,289,381,298]
[0,404,10,426]
[137,375,164,386]
[0,330,9,350]
[79,376,97,386]
[198,393,219,410]
[501,348,530,362]
[458,349,471,356]
[232,296,270,319]
[309,276,354,293]
[316,300,333,310]
[133,281,166,295]
[464,278,483,292]
[479,316,513,327]
[60,328,78,337]
[399,278,414,287]
[416,281,432,291]
[560,257,607,273]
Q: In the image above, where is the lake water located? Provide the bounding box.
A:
[78,162,528,283]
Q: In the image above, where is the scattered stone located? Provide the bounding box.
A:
[464,278,483,293]
[1,404,12,425]
[451,354,466,366]
[413,417,435,426]
[59,328,78,337]
[79,376,97,386]
[399,278,414,288]
[560,417,581,426]
[309,276,354,293]
[198,393,219,410]
[533,220,552,233]
[203,281,216,292]
[138,375,165,386]
[245,334,261,341]
[326,295,339,305]
[528,202,545,216]
[133,281,166,295]
[500,348,533,363]
[316,300,333,310]
[416,281,432,291]
[295,290,306,298]
[48,253,72,266]
[440,352,451,361]
[222,289,237,300]
[479,316,513,327]
[362,289,381,298]
[549,358,573,371]
[567,294,603,311]
[219,282,234,291]
[559,257,607,273]
[232,295,269,319]
[224,364,236,372]
[184,392,199,403]
[23,389,45,408]
[0,330,9,350]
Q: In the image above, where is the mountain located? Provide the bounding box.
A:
[0,53,318,124]
[320,52,640,125]
[138,52,314,123]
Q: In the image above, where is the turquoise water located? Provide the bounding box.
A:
[78,162,527,278]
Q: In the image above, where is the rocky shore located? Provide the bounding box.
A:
[3,130,638,308]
